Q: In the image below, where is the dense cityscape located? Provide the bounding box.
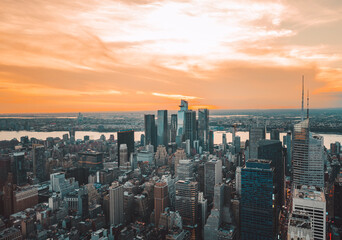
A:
[0,92,341,240]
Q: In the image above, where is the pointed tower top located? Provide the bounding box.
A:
[301,75,304,121]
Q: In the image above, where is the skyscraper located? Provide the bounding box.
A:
[292,119,324,188]
[109,181,124,226]
[154,182,169,226]
[292,186,326,240]
[117,130,134,167]
[249,126,265,159]
[241,159,275,240]
[177,100,188,138]
[283,131,292,176]
[32,144,46,182]
[13,152,27,186]
[209,130,214,154]
[222,133,227,152]
[204,159,222,201]
[170,114,178,143]
[144,114,157,149]
[157,110,168,147]
[176,159,194,180]
[258,140,284,210]
[198,108,209,150]
[184,111,196,146]
[175,180,198,227]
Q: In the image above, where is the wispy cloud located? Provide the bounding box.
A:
[152,92,201,100]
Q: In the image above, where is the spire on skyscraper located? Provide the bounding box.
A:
[301,75,304,121]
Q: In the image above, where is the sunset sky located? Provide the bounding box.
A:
[0,0,341,113]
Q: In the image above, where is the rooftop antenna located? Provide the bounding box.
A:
[307,89,309,119]
[301,75,304,121]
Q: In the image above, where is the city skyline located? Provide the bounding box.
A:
[1,0,342,113]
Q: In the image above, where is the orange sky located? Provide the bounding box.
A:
[0,0,341,113]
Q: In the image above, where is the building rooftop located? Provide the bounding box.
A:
[293,185,325,202]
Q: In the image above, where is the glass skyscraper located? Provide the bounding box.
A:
[293,119,324,188]
[144,114,157,149]
[241,159,275,240]
[198,108,209,150]
[157,110,168,147]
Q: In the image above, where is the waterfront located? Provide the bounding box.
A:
[0,130,340,148]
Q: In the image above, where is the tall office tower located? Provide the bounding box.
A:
[234,136,241,153]
[174,148,186,174]
[204,159,222,200]
[283,131,292,176]
[235,166,241,195]
[157,110,168,147]
[119,144,129,167]
[155,145,168,167]
[241,159,274,240]
[13,152,27,186]
[177,100,188,140]
[140,134,145,146]
[204,183,225,240]
[109,181,124,226]
[198,108,209,150]
[209,130,214,154]
[0,154,11,190]
[232,126,236,143]
[32,144,46,182]
[170,114,178,143]
[222,133,227,152]
[198,192,207,223]
[287,211,313,240]
[154,182,169,226]
[184,111,196,146]
[308,134,324,188]
[293,119,324,188]
[258,140,284,210]
[249,126,266,159]
[117,130,134,167]
[270,129,280,140]
[292,186,326,240]
[213,183,224,216]
[176,159,194,180]
[175,180,198,227]
[144,114,157,149]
